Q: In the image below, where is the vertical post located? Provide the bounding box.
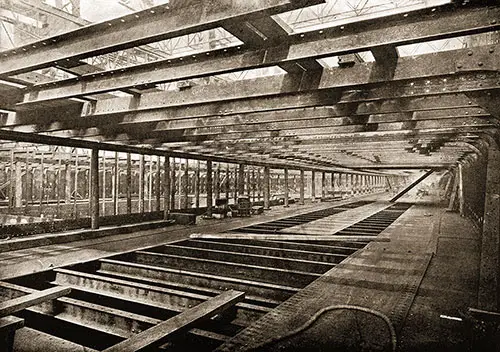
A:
[138,154,145,213]
[65,157,71,204]
[56,155,62,216]
[39,152,44,215]
[195,160,200,209]
[177,159,182,209]
[149,156,154,212]
[263,166,270,210]
[299,169,305,205]
[238,164,245,196]
[284,168,289,207]
[126,153,132,214]
[246,170,251,198]
[163,156,171,217]
[257,168,262,202]
[90,148,99,229]
[26,151,32,211]
[250,169,255,203]
[155,155,161,212]
[233,165,238,205]
[73,152,79,218]
[206,160,213,217]
[311,170,316,202]
[102,152,106,216]
[321,172,326,200]
[225,164,230,200]
[15,159,22,208]
[479,147,500,311]
[183,159,189,209]
[215,163,220,200]
[331,172,335,199]
[458,164,465,216]
[170,158,176,210]
[9,149,14,210]
[113,152,119,215]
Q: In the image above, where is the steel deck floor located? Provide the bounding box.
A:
[216,201,480,351]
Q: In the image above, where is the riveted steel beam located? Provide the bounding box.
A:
[42,115,494,143]
[0,0,317,77]
[19,7,500,105]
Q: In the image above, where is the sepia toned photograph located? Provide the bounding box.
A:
[0,0,499,351]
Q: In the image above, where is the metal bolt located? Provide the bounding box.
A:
[457,63,462,69]
[478,62,483,67]
[491,20,497,25]
[490,48,495,53]
[467,51,473,56]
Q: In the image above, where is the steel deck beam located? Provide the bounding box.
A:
[0,0,317,77]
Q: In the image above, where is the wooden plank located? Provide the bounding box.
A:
[190,233,390,242]
[0,286,71,318]
[0,316,24,331]
[103,290,245,352]
[0,315,24,352]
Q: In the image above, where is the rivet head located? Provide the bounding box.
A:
[478,62,483,67]
[490,48,495,53]
[467,51,473,56]
[456,63,463,68]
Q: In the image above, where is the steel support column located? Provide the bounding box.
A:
[284,168,289,208]
[194,160,200,209]
[311,171,316,202]
[263,166,270,210]
[164,156,171,217]
[102,153,107,216]
[138,154,145,213]
[238,164,245,197]
[126,153,132,214]
[321,171,326,201]
[299,169,305,205]
[215,164,220,200]
[90,148,99,229]
[479,148,500,311]
[73,153,79,217]
[182,159,189,209]
[113,152,119,215]
[206,160,213,217]
[170,158,176,210]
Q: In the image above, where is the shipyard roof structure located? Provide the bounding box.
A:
[0,0,498,175]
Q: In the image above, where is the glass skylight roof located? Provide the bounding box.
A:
[273,0,451,34]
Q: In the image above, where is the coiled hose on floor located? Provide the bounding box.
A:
[249,305,397,352]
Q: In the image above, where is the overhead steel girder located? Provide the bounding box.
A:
[339,72,500,103]
[9,103,490,135]
[158,136,477,155]
[9,90,337,128]
[7,69,497,134]
[0,129,354,172]
[19,6,500,104]
[35,58,484,121]
[164,127,491,147]
[169,145,464,169]
[0,0,317,77]
[90,128,491,160]
[43,114,495,143]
